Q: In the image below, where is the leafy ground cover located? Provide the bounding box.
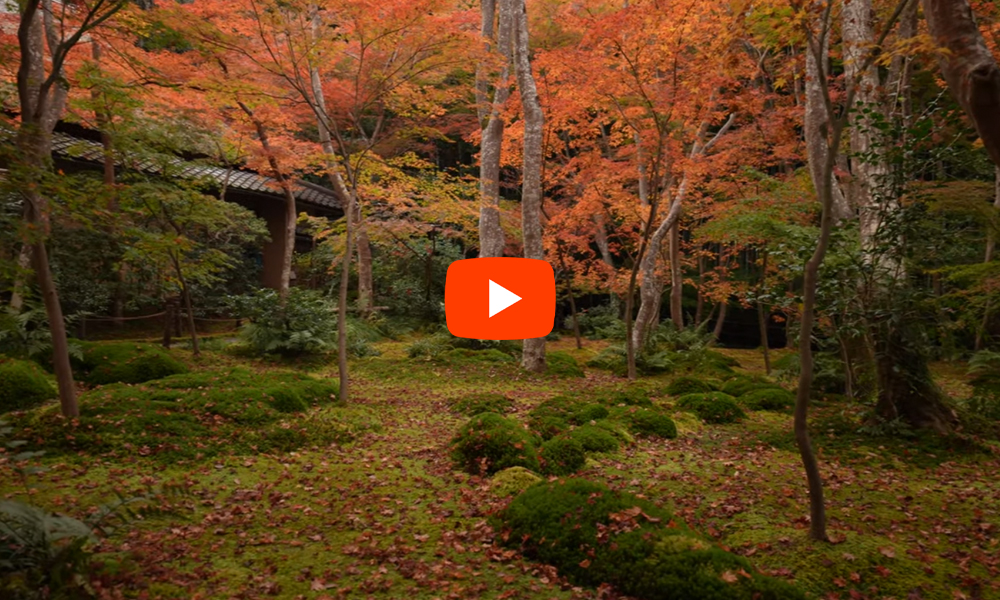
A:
[1,339,998,599]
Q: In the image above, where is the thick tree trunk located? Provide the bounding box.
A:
[477,0,514,258]
[923,0,1000,168]
[845,0,954,430]
[513,0,546,372]
[238,102,297,297]
[804,8,852,222]
[976,167,1000,350]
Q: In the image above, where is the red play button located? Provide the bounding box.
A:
[445,258,555,340]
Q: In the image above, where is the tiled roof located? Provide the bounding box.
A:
[39,129,341,210]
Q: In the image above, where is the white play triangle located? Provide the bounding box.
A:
[489,279,522,318]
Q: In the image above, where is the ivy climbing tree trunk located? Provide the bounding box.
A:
[477,0,514,258]
[513,0,546,372]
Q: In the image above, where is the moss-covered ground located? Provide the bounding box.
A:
[2,339,998,599]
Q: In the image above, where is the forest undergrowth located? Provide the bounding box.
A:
[1,338,998,600]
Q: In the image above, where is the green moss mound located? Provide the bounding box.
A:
[528,415,570,440]
[720,377,782,398]
[623,407,678,439]
[449,392,514,416]
[570,402,610,424]
[740,387,795,411]
[675,392,746,424]
[539,436,586,475]
[500,479,802,600]
[6,368,344,461]
[79,342,188,385]
[450,412,539,475]
[597,387,653,407]
[545,351,584,378]
[665,376,715,396]
[438,348,516,365]
[530,395,583,420]
[564,425,620,453]
[491,466,542,497]
[0,358,56,413]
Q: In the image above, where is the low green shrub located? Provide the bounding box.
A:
[79,342,188,386]
[675,393,745,424]
[450,392,514,416]
[450,413,539,475]
[665,376,715,396]
[545,351,584,377]
[539,437,586,475]
[740,387,795,411]
[0,358,56,413]
[623,407,678,439]
[564,425,619,453]
[407,331,521,360]
[569,403,610,424]
[499,479,803,600]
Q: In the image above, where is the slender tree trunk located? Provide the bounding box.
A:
[355,219,374,316]
[512,0,546,371]
[337,190,355,402]
[477,0,514,258]
[90,42,125,325]
[308,63,354,401]
[669,220,683,330]
[695,253,705,325]
[14,0,81,417]
[568,289,583,349]
[170,254,199,356]
[630,114,735,355]
[758,252,770,375]
[9,245,31,311]
[713,299,728,342]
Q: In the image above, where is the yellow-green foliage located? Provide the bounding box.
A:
[0,358,56,413]
[490,466,542,497]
